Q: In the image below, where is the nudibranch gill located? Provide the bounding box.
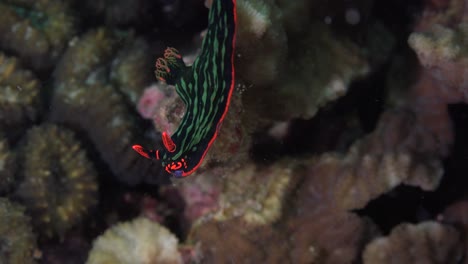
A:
[132,0,237,178]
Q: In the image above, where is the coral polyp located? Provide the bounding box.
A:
[16,124,98,238]
[0,198,37,264]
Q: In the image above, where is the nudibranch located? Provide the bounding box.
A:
[132,0,237,178]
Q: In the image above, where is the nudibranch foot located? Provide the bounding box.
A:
[155,47,186,85]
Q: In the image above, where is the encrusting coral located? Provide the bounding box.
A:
[52,28,165,185]
[188,218,290,263]
[184,156,379,263]
[110,38,153,105]
[235,0,371,121]
[16,124,98,238]
[183,108,444,263]
[0,52,41,132]
[178,159,298,226]
[0,197,37,264]
[86,217,182,264]
[405,0,468,158]
[362,222,463,264]
[0,0,76,71]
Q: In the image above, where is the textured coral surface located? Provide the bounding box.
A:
[16,124,98,238]
[87,217,182,264]
[0,198,37,264]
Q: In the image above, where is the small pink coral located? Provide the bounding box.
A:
[137,85,166,119]
[137,84,186,135]
[178,175,221,223]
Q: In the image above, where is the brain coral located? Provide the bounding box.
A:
[51,28,165,185]
[87,217,182,264]
[0,197,37,264]
[0,52,41,132]
[16,124,98,238]
[0,0,76,71]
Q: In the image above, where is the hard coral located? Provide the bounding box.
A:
[0,52,41,132]
[110,38,153,105]
[299,109,443,212]
[16,124,98,238]
[0,0,76,71]
[408,21,468,157]
[52,28,165,185]
[0,198,37,264]
[0,135,16,194]
[188,218,289,263]
[211,160,297,225]
[362,222,463,264]
[87,217,182,264]
[236,0,370,121]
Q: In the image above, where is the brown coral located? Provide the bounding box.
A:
[52,28,166,185]
[0,52,41,132]
[0,0,76,71]
[235,0,373,123]
[188,218,290,263]
[362,222,463,264]
[0,198,37,264]
[110,38,153,105]
[16,124,98,238]
[299,109,443,212]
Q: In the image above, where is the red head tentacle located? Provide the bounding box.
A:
[132,145,151,159]
[162,132,176,152]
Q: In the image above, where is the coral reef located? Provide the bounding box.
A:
[298,109,443,211]
[179,159,298,225]
[86,217,182,264]
[243,22,369,120]
[0,135,16,194]
[16,124,98,238]
[362,222,463,264]
[406,2,468,157]
[0,52,41,132]
[285,158,379,264]
[0,0,464,262]
[110,38,153,105]
[287,211,377,264]
[0,197,37,264]
[51,28,165,185]
[210,160,297,225]
[235,0,287,87]
[0,0,76,71]
[188,218,290,263]
[184,156,379,263]
[236,0,372,121]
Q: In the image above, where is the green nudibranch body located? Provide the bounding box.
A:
[133,0,237,178]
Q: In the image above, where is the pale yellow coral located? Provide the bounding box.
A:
[408,24,463,67]
[87,217,182,264]
[210,160,296,226]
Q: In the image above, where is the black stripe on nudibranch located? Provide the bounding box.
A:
[132,0,237,178]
